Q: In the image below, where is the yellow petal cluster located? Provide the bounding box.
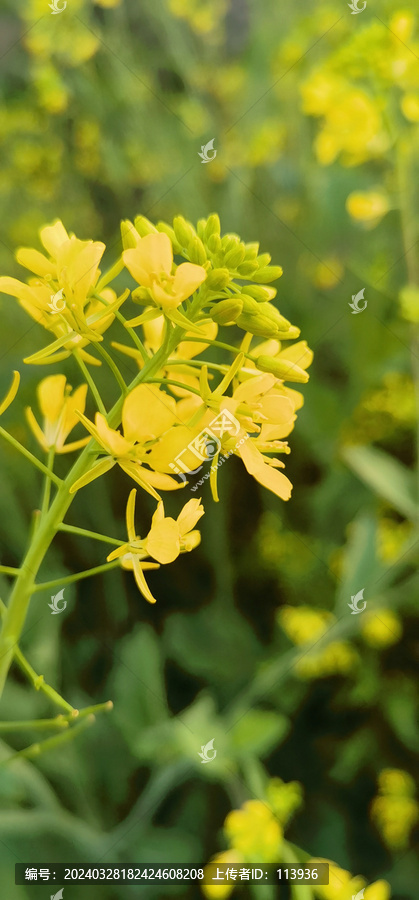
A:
[26,375,89,453]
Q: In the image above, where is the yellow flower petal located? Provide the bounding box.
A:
[37,374,67,423]
[171,261,207,302]
[40,219,69,255]
[122,384,177,442]
[144,518,180,564]
[238,439,293,500]
[0,370,20,416]
[176,498,204,535]
[132,556,157,604]
[69,457,116,493]
[15,248,55,278]
[95,413,134,456]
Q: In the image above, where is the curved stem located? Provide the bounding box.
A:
[41,448,55,518]
[57,523,125,547]
[0,426,61,486]
[34,560,120,592]
[73,349,107,415]
[95,342,128,393]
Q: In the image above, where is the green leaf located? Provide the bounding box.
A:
[341,445,417,521]
[228,709,289,758]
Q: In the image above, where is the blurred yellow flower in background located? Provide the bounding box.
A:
[371,768,419,850]
[346,191,390,227]
[361,610,402,648]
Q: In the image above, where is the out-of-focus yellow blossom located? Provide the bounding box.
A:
[310,859,390,900]
[113,312,218,397]
[401,93,419,121]
[296,641,358,679]
[278,606,334,644]
[224,800,282,861]
[168,0,227,39]
[123,232,207,313]
[25,375,89,454]
[346,191,390,227]
[70,385,184,498]
[266,777,303,824]
[0,371,20,417]
[94,0,122,7]
[0,220,127,365]
[399,285,419,323]
[361,610,402,648]
[202,851,242,900]
[377,517,413,563]
[341,373,416,445]
[106,489,203,603]
[312,258,344,290]
[371,768,418,850]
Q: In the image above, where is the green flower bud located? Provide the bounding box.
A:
[236,313,279,337]
[134,215,158,236]
[255,355,309,383]
[221,234,240,252]
[206,267,231,289]
[257,302,290,331]
[173,216,196,249]
[207,233,222,254]
[132,286,154,305]
[156,222,182,254]
[244,242,260,259]
[252,265,283,284]
[210,298,244,324]
[204,214,221,241]
[256,252,271,267]
[244,285,277,302]
[197,218,207,239]
[236,260,259,276]
[240,294,260,314]
[121,220,138,250]
[276,326,301,340]
[224,245,246,269]
[189,236,207,266]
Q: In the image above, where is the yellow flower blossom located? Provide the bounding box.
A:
[25,375,89,453]
[70,384,184,499]
[278,606,335,645]
[106,489,203,603]
[361,610,402,648]
[310,859,364,900]
[346,191,390,226]
[0,371,20,416]
[371,768,418,850]
[123,232,207,313]
[224,799,282,861]
[0,220,127,365]
[202,851,242,900]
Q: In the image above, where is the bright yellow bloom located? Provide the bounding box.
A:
[278,606,334,645]
[361,610,402,648]
[224,799,282,862]
[70,384,183,498]
[0,371,20,416]
[364,881,391,900]
[106,489,203,603]
[25,375,89,453]
[0,220,127,365]
[401,93,419,122]
[123,232,207,312]
[310,859,364,900]
[346,191,389,226]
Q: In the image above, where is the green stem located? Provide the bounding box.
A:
[179,336,255,360]
[0,597,75,713]
[150,378,202,396]
[0,716,69,733]
[0,715,95,766]
[34,560,120,592]
[57,522,125,547]
[93,293,149,364]
[73,349,107,415]
[0,426,62,486]
[95,342,128,393]
[41,448,55,518]
[0,566,20,576]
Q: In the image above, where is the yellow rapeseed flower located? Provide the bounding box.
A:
[70,384,184,498]
[346,191,390,226]
[0,220,128,365]
[25,374,89,453]
[224,799,282,862]
[106,489,203,603]
[123,232,207,313]
[371,768,418,850]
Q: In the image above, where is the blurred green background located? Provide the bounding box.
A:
[0,0,418,897]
